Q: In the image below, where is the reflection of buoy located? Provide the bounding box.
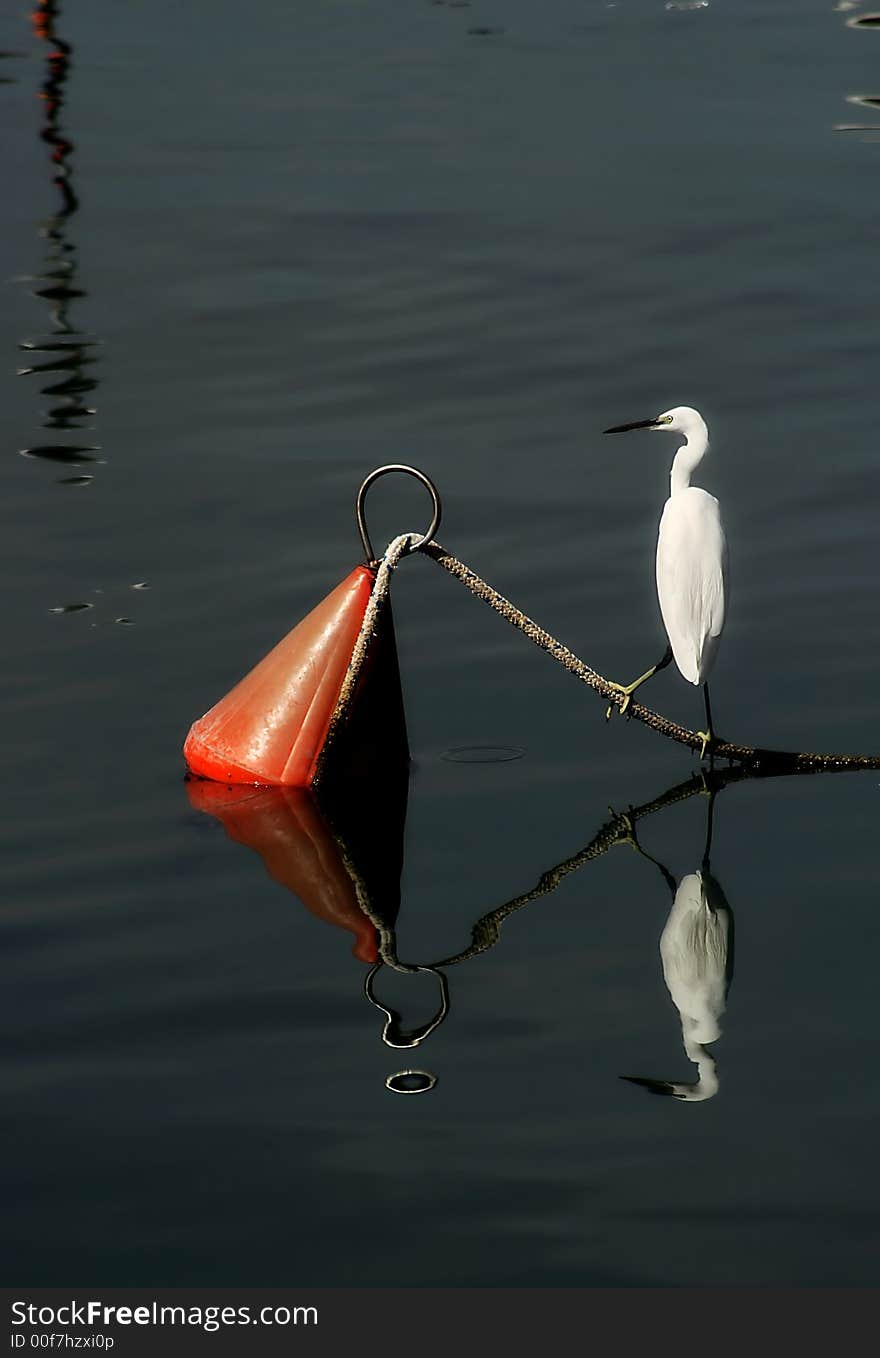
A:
[186,780,381,963]
[184,565,379,788]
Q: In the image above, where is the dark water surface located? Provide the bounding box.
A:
[3,0,880,1286]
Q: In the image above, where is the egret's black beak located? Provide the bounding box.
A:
[619,1075,679,1097]
[603,417,660,434]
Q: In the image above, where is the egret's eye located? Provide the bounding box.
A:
[656,414,674,425]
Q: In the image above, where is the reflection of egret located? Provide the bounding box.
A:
[620,787,733,1102]
[603,406,728,759]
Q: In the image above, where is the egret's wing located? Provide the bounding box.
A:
[656,489,728,684]
[701,869,735,995]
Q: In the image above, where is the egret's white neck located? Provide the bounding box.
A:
[680,1044,719,1101]
[670,419,709,496]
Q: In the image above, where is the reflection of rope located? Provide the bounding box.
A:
[418,541,880,772]
[378,771,721,973]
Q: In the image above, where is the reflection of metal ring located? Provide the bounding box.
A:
[364,963,449,1048]
[356,464,442,563]
[385,1069,438,1095]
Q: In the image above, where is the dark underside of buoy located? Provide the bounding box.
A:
[313,598,410,933]
[314,596,410,790]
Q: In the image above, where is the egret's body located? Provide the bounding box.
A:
[604,405,728,755]
[657,484,727,687]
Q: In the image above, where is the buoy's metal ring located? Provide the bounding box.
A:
[385,1069,438,1095]
[356,464,442,564]
[364,962,450,1049]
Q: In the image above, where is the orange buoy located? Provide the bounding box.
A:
[184,463,440,789]
[184,565,376,788]
[186,780,381,963]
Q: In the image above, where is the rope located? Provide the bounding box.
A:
[419,540,880,773]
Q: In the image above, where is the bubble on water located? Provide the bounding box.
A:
[19,444,101,463]
[441,745,525,763]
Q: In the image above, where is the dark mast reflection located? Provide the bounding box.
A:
[19,0,101,470]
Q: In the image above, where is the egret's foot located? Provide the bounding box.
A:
[609,807,641,852]
[604,681,636,722]
[695,729,714,761]
[604,657,669,721]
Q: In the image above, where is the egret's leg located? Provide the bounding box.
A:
[701,785,717,872]
[694,682,716,761]
[610,808,677,896]
[605,645,673,721]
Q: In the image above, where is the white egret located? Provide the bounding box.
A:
[603,405,728,758]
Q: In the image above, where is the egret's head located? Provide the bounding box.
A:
[603,405,708,439]
[620,1049,719,1103]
